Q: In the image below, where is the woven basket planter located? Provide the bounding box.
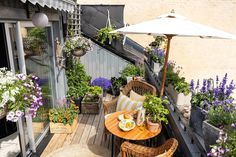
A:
[50,116,78,134]
[81,95,102,114]
[72,49,86,57]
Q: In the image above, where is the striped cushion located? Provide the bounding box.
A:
[116,92,143,111]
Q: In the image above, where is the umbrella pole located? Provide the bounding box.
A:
[159,35,172,97]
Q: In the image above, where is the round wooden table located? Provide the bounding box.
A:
[105,110,162,157]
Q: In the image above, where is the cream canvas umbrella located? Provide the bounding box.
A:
[112,10,236,97]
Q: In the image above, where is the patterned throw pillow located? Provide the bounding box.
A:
[116,92,143,111]
[130,90,146,102]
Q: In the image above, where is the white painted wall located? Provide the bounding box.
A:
[80,42,130,80]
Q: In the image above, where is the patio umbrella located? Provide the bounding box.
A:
[111,10,236,97]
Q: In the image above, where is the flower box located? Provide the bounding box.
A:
[81,96,102,114]
[203,120,221,151]
[189,105,206,137]
[49,116,78,134]
[167,84,192,113]
[32,121,47,133]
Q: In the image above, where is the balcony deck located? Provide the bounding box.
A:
[40,104,112,157]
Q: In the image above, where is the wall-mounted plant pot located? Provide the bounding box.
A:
[167,84,192,114]
[203,120,221,151]
[72,49,86,57]
[189,105,206,137]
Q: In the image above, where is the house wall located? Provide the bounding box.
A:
[77,0,236,85]
[80,42,130,80]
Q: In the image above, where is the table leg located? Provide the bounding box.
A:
[111,134,114,157]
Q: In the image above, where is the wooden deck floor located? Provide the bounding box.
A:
[40,105,112,157]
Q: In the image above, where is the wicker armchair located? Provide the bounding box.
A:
[121,138,178,157]
[103,80,156,115]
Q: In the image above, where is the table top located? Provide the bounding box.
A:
[105,110,162,141]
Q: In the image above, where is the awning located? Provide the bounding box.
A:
[20,0,76,13]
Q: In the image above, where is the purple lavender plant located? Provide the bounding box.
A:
[91,77,112,90]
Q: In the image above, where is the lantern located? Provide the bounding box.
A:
[32,13,48,28]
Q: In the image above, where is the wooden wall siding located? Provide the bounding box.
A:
[80,43,130,80]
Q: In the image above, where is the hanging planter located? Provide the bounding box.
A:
[72,48,86,57]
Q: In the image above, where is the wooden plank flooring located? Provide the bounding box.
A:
[40,104,110,157]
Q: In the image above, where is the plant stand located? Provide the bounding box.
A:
[167,84,192,114]
[81,96,102,114]
[49,116,78,134]
[189,105,206,137]
[203,120,221,151]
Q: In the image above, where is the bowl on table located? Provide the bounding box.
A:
[118,119,136,131]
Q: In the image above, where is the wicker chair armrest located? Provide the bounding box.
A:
[103,97,118,115]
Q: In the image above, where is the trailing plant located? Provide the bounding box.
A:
[66,60,91,99]
[120,64,145,79]
[143,94,169,124]
[49,102,79,125]
[96,26,120,45]
[0,68,43,122]
[208,125,236,157]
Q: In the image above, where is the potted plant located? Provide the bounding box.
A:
[143,94,169,132]
[49,102,79,134]
[207,124,236,157]
[164,62,191,118]
[91,77,112,96]
[189,74,235,137]
[66,60,91,111]
[151,49,165,74]
[120,64,145,83]
[203,104,236,151]
[64,36,92,57]
[0,68,43,122]
[96,26,120,45]
[32,106,49,133]
[81,86,103,114]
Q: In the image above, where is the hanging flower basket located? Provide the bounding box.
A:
[72,48,86,57]
[0,106,7,119]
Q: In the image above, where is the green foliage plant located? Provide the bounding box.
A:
[66,60,90,99]
[208,105,236,128]
[120,64,145,79]
[83,86,102,102]
[143,94,169,124]
[164,62,190,95]
[96,26,120,45]
[49,103,79,125]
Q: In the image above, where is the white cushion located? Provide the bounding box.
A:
[130,90,146,102]
[116,92,143,111]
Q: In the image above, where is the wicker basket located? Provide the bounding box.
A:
[81,96,102,114]
[72,49,86,57]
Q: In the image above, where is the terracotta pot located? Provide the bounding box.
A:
[146,118,161,133]
[72,49,86,57]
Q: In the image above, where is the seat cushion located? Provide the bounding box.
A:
[116,92,143,111]
[130,90,146,102]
